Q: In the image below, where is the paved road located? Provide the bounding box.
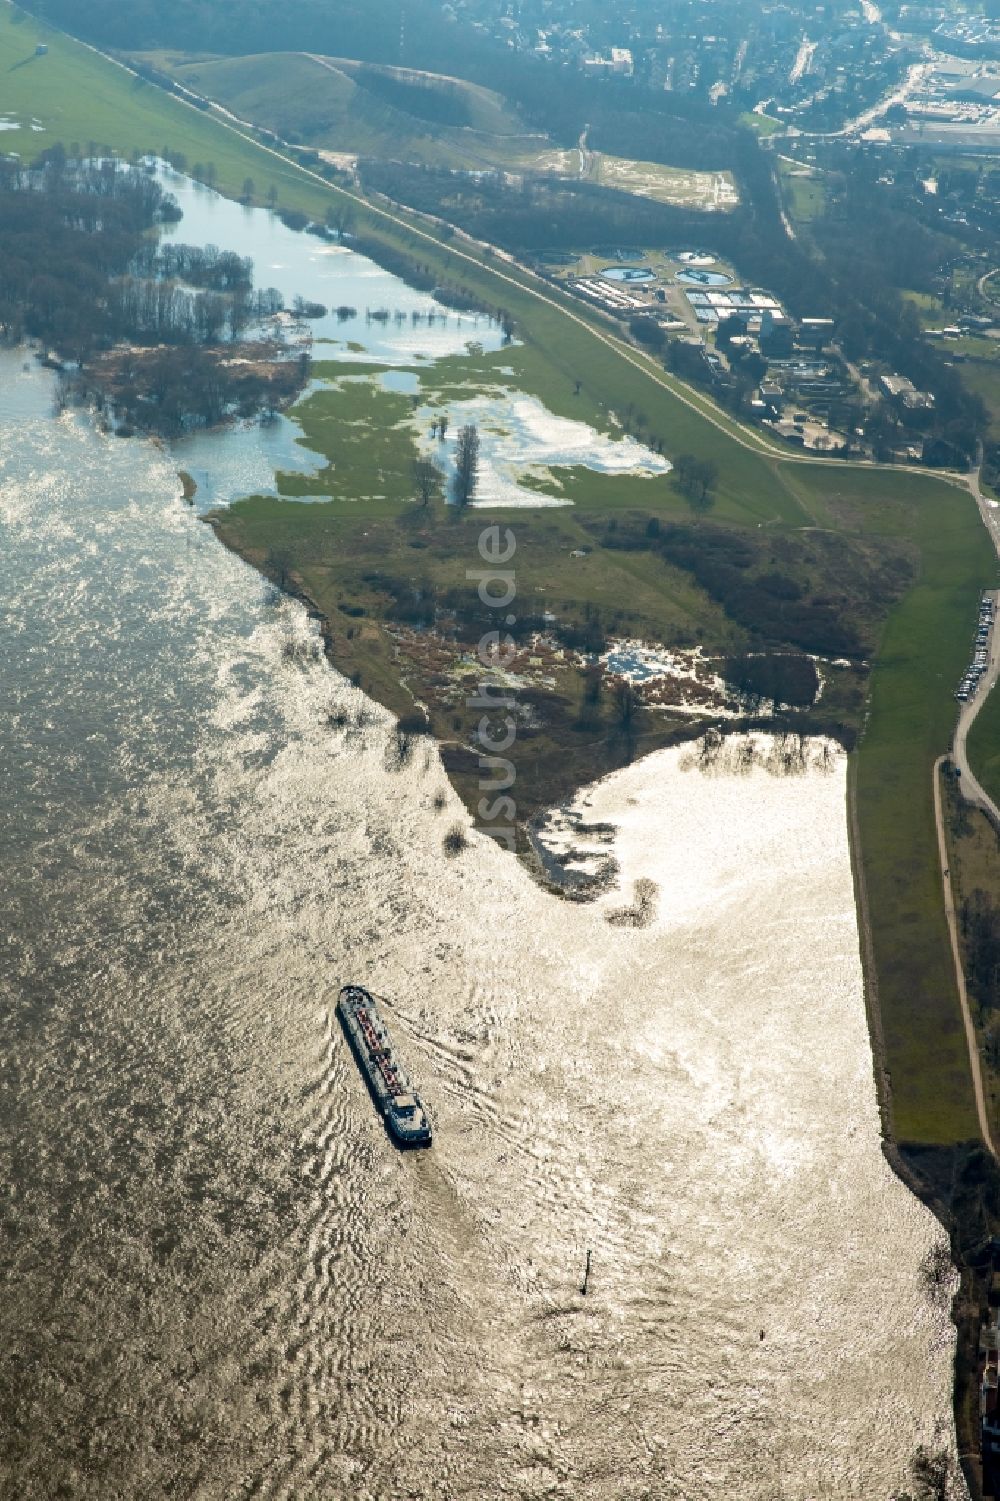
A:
[953,462,1000,825]
[934,462,1000,1158]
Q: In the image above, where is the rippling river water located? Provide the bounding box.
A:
[0,184,965,1500]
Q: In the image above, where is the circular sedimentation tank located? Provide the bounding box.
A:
[600,266,656,284]
[593,245,645,262]
[673,249,717,268]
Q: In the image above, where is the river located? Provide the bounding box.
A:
[0,177,964,1499]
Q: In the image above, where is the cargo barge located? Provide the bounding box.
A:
[337,984,432,1148]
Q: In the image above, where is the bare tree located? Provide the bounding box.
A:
[672,453,719,510]
[454,423,481,506]
[612,679,641,729]
[413,457,440,508]
[326,202,355,238]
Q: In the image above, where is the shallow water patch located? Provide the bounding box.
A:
[418,390,671,508]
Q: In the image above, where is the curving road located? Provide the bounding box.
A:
[952,462,1000,825]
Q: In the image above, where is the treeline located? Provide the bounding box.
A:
[722,654,819,712]
[359,159,717,251]
[349,229,514,331]
[961,888,1000,1017]
[585,105,739,175]
[106,278,283,345]
[0,147,312,435]
[352,65,474,128]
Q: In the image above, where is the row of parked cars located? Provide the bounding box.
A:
[956,593,995,702]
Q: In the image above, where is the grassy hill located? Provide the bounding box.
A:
[136,49,548,169]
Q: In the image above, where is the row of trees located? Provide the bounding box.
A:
[598,515,872,660]
[106,278,284,346]
[454,423,480,506]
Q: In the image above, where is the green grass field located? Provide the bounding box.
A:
[5,0,997,1148]
[958,359,1000,440]
[777,158,826,226]
[0,6,342,210]
[740,111,784,138]
[901,288,948,328]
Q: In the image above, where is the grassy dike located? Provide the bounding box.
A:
[4,2,999,1174]
[846,474,991,1143]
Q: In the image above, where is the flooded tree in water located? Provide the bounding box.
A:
[454,422,480,506]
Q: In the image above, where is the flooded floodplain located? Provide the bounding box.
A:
[0,171,966,1499]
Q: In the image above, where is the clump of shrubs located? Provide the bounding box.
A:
[442,824,468,857]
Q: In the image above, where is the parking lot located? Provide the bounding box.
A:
[955,591,996,702]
